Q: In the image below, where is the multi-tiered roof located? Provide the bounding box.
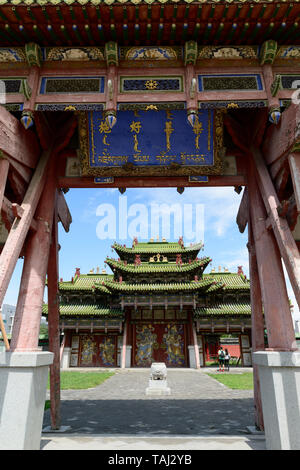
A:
[43,237,251,320]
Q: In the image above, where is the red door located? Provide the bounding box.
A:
[134,323,186,367]
[78,334,117,367]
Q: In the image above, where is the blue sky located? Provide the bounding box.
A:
[4,186,299,320]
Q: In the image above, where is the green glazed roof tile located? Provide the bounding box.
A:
[113,241,203,255]
[42,303,123,318]
[203,272,250,290]
[194,303,251,317]
[98,278,222,292]
[59,274,113,293]
[105,256,211,274]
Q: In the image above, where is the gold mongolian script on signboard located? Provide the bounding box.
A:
[79,109,225,177]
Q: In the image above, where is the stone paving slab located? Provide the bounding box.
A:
[40,434,266,450]
[42,368,259,443]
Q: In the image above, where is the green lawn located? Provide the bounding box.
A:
[47,371,115,390]
[206,372,253,390]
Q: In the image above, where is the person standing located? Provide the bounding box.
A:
[224,348,231,371]
[218,346,225,372]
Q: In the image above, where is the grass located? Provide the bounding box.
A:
[47,371,115,390]
[206,372,253,390]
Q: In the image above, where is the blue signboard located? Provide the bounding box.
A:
[79,109,223,176]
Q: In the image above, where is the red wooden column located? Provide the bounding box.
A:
[47,192,61,430]
[10,155,57,351]
[247,159,297,351]
[247,220,265,431]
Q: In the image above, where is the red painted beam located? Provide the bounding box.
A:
[58,175,245,189]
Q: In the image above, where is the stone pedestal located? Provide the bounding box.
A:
[253,351,300,450]
[0,351,53,450]
[146,379,171,396]
[146,362,171,396]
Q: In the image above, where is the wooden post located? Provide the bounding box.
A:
[247,220,265,431]
[0,148,53,309]
[250,146,300,309]
[247,158,297,351]
[47,192,61,430]
[10,155,57,351]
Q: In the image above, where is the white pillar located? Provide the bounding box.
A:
[0,351,53,450]
[188,345,196,368]
[253,351,300,450]
[125,345,132,368]
[61,347,71,369]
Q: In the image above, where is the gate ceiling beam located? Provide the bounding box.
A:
[58,175,245,189]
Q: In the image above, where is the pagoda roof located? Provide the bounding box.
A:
[203,272,250,290]
[194,302,251,317]
[57,269,250,293]
[97,278,224,292]
[0,1,299,46]
[58,273,113,293]
[105,256,211,274]
[112,241,203,256]
[42,303,123,317]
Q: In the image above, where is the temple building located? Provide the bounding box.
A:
[43,237,253,368]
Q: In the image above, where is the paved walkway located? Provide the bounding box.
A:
[41,368,266,450]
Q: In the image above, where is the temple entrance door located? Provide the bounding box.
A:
[134,323,187,367]
[78,334,118,367]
